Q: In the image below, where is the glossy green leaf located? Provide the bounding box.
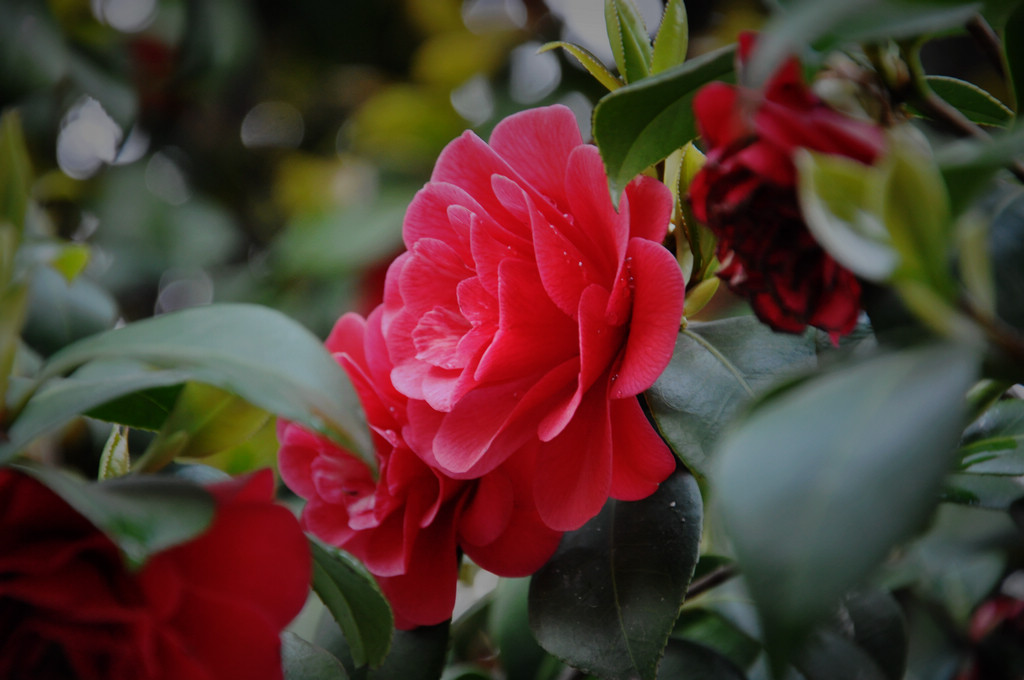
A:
[646,316,817,479]
[12,461,215,569]
[795,149,897,282]
[529,469,703,680]
[489,577,550,680]
[311,540,394,669]
[958,399,1024,474]
[539,41,622,91]
[925,75,1013,127]
[317,616,450,680]
[0,110,32,236]
[593,43,735,198]
[1,361,191,463]
[86,381,184,431]
[836,590,907,680]
[656,639,748,680]
[136,382,271,472]
[942,472,1024,508]
[605,0,652,83]
[38,303,370,460]
[673,608,761,671]
[880,504,1010,624]
[750,0,981,88]
[714,343,977,660]
[795,631,887,680]
[651,0,688,74]
[282,632,350,680]
[98,424,131,480]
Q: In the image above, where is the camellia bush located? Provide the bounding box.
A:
[5,0,1024,678]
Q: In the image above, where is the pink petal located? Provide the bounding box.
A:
[458,471,514,546]
[607,396,676,500]
[474,258,577,384]
[563,145,622,283]
[433,358,580,477]
[623,174,674,244]
[430,130,531,239]
[610,238,684,398]
[403,182,481,261]
[533,207,593,317]
[533,387,613,531]
[488,104,583,211]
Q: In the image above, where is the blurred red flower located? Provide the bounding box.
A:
[0,468,310,680]
[381,104,682,531]
[278,308,562,629]
[689,32,885,340]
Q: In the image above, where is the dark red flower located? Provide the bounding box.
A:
[278,308,562,629]
[380,104,682,531]
[956,595,1024,680]
[0,468,310,680]
[689,32,885,340]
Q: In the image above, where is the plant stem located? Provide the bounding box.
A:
[685,563,739,600]
[966,14,1007,80]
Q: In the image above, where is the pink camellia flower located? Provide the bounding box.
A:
[381,104,683,531]
[689,32,885,340]
[278,308,562,629]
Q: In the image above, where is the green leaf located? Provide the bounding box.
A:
[282,632,350,680]
[836,590,907,680]
[47,242,92,283]
[136,382,271,472]
[795,149,897,282]
[794,631,888,680]
[937,124,1024,214]
[673,609,761,671]
[317,616,450,680]
[646,317,817,480]
[529,469,703,680]
[311,540,394,669]
[86,380,184,431]
[98,424,131,480]
[656,639,748,680]
[593,43,735,199]
[37,303,370,460]
[539,41,622,91]
[12,461,215,569]
[489,577,550,680]
[750,0,981,88]
[0,110,32,236]
[713,343,977,661]
[651,0,688,74]
[1,361,191,464]
[942,471,1024,508]
[958,399,1024,474]
[924,75,1013,127]
[604,0,652,83]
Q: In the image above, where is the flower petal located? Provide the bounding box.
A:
[608,397,676,500]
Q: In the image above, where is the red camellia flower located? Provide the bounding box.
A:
[278,308,563,629]
[381,104,683,531]
[689,32,886,340]
[0,468,310,680]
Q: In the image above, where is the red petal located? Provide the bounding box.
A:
[533,388,613,531]
[611,239,684,398]
[608,397,676,500]
[563,146,621,282]
[488,104,582,211]
[459,472,514,546]
[623,174,673,243]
